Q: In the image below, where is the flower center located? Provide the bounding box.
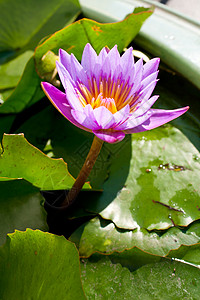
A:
[76,76,138,114]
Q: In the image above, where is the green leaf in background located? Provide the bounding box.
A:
[79,126,200,230]
[34,8,153,77]
[81,256,200,299]
[0,50,33,90]
[0,133,90,190]
[70,216,200,258]
[0,115,16,140]
[0,180,47,246]
[0,0,80,52]
[0,229,86,300]
[0,57,42,113]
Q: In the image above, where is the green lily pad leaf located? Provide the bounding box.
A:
[0,0,80,52]
[167,230,200,266]
[81,126,200,230]
[34,9,153,77]
[0,180,47,246]
[0,57,41,113]
[0,229,86,300]
[0,50,33,90]
[70,216,200,258]
[0,88,14,102]
[81,256,200,299]
[0,133,90,190]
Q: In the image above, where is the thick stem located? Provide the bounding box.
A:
[62,135,104,208]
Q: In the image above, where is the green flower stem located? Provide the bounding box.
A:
[62,135,104,208]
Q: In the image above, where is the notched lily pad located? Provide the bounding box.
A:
[0,133,90,190]
[81,126,200,230]
[81,256,200,299]
[70,216,200,259]
[34,9,153,77]
[0,229,86,300]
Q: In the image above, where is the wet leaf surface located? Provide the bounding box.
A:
[70,216,200,258]
[80,126,200,230]
[81,256,200,300]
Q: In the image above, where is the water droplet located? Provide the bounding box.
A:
[146,168,151,173]
[193,154,200,161]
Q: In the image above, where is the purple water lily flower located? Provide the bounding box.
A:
[42,44,188,143]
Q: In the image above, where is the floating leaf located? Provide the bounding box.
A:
[70,216,200,258]
[80,125,200,230]
[81,256,200,299]
[35,9,153,77]
[0,180,47,246]
[0,229,86,299]
[0,50,33,90]
[0,57,41,113]
[0,0,80,52]
[0,133,90,190]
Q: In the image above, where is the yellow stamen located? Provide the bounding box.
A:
[77,77,138,114]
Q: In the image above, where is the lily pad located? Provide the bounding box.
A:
[34,9,153,76]
[0,180,47,246]
[81,125,200,230]
[0,50,33,90]
[81,256,200,299]
[0,0,80,52]
[0,57,41,113]
[0,229,86,300]
[70,216,200,258]
[0,133,91,190]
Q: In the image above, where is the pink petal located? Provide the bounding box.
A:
[143,58,160,79]
[70,53,88,86]
[56,61,74,89]
[41,82,88,131]
[124,106,189,133]
[81,43,97,75]
[130,58,143,93]
[120,47,135,83]
[93,106,115,129]
[140,71,159,91]
[63,76,84,111]
[113,104,130,129]
[93,130,125,143]
[71,105,99,131]
[98,47,109,65]
[134,80,158,107]
[132,95,159,118]
[121,110,152,131]
[59,49,71,73]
